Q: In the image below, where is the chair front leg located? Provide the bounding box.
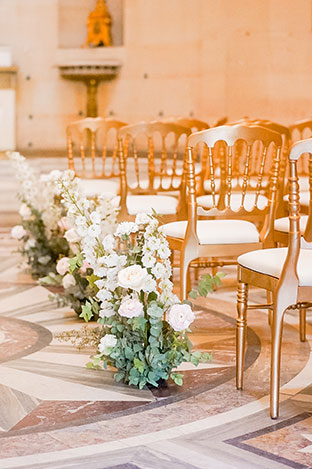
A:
[270,303,286,419]
[180,250,195,301]
[236,281,248,390]
[299,308,306,342]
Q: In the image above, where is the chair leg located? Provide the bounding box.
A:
[180,253,194,301]
[236,282,248,390]
[270,303,286,419]
[267,291,273,326]
[299,308,306,342]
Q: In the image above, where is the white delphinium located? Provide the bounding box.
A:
[59,176,119,280]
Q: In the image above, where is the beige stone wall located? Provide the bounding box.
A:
[0,0,311,152]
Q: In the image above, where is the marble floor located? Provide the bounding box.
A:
[1,156,312,468]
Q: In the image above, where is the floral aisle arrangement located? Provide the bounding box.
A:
[43,182,119,316]
[8,151,119,317]
[8,152,71,278]
[59,182,222,388]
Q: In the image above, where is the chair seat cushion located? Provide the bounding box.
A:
[79,179,119,197]
[161,219,259,244]
[238,247,312,286]
[274,216,308,234]
[126,195,178,215]
[197,193,268,211]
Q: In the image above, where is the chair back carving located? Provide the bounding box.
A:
[187,124,283,244]
[289,120,312,176]
[117,121,191,218]
[165,117,209,132]
[66,117,127,179]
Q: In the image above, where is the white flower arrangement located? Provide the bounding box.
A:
[58,178,215,389]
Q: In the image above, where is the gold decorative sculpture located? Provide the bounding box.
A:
[85,0,112,47]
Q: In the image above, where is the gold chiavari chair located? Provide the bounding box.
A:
[164,117,209,132]
[236,138,312,419]
[288,119,312,211]
[66,117,126,197]
[117,121,191,221]
[161,124,283,300]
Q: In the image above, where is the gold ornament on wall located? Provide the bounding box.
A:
[85,0,112,47]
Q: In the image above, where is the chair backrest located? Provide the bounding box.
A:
[288,120,312,177]
[117,121,191,218]
[277,139,312,297]
[66,117,127,179]
[186,124,283,242]
[164,117,209,132]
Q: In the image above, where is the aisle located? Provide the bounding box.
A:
[0,238,312,468]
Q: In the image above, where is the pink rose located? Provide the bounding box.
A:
[167,304,195,331]
[118,298,144,318]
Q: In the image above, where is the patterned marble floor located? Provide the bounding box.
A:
[0,229,312,468]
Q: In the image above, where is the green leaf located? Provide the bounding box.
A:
[147,301,163,319]
[148,291,158,302]
[68,256,78,273]
[170,372,184,386]
[114,372,125,383]
[188,290,198,299]
[132,316,147,332]
[79,301,93,322]
[133,358,145,373]
[86,274,100,289]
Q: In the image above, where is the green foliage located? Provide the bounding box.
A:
[189,271,226,299]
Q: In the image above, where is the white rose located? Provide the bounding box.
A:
[118,297,144,318]
[11,225,26,240]
[56,257,70,275]
[19,203,32,220]
[135,213,151,225]
[167,304,195,331]
[64,228,80,243]
[98,334,117,355]
[118,265,148,291]
[62,273,76,289]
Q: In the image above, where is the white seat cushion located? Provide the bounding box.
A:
[197,193,268,211]
[274,215,308,234]
[126,195,178,215]
[238,247,312,287]
[79,179,119,198]
[161,219,259,244]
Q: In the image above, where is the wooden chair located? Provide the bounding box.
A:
[236,138,312,419]
[66,117,126,197]
[161,124,283,300]
[117,121,191,221]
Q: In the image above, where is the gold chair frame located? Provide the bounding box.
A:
[164,124,283,300]
[66,117,126,179]
[237,138,312,419]
[117,121,191,221]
